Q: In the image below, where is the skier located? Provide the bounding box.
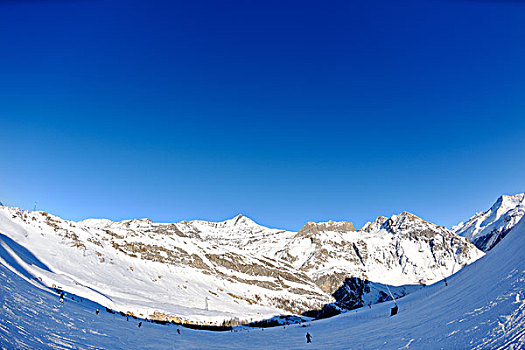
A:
[138,322,142,328]
[59,293,64,303]
[177,329,180,335]
[444,277,448,287]
[306,332,312,343]
[96,308,100,315]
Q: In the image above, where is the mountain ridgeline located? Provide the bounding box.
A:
[3,196,524,348]
[0,201,498,325]
[454,193,525,251]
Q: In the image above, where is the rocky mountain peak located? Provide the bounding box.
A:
[455,192,525,251]
[387,211,427,227]
[227,214,257,226]
[297,220,355,237]
[361,212,436,236]
[492,193,524,212]
[360,216,388,233]
[382,212,448,240]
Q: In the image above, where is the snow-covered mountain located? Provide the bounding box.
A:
[454,193,525,251]
[1,209,523,349]
[280,212,480,293]
[0,205,483,324]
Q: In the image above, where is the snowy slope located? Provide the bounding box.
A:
[1,214,523,349]
[454,193,525,251]
[0,208,320,324]
[0,205,482,324]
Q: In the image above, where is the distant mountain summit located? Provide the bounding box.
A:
[297,220,355,237]
[454,193,525,251]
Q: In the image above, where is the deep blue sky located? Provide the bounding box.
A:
[1,0,524,230]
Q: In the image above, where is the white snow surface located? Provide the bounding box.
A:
[454,193,525,251]
[1,213,524,348]
[0,205,483,324]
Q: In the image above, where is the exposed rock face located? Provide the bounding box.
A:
[303,275,424,319]
[278,211,482,299]
[297,221,355,237]
[324,277,420,315]
[0,206,483,323]
[454,193,525,251]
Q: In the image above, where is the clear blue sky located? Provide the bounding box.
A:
[1,0,524,230]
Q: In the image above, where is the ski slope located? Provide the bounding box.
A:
[1,217,523,349]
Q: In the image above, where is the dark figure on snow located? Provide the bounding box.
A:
[96,308,100,315]
[306,332,312,343]
[444,277,448,286]
[390,305,399,316]
[126,316,129,321]
[59,293,64,303]
[138,322,142,328]
[177,329,180,335]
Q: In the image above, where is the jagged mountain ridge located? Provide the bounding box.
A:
[277,211,481,294]
[0,205,483,323]
[454,193,525,251]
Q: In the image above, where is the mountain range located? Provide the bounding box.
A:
[4,193,522,324]
[0,192,524,349]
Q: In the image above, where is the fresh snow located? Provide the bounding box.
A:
[1,213,524,349]
[454,193,525,251]
[0,205,483,324]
